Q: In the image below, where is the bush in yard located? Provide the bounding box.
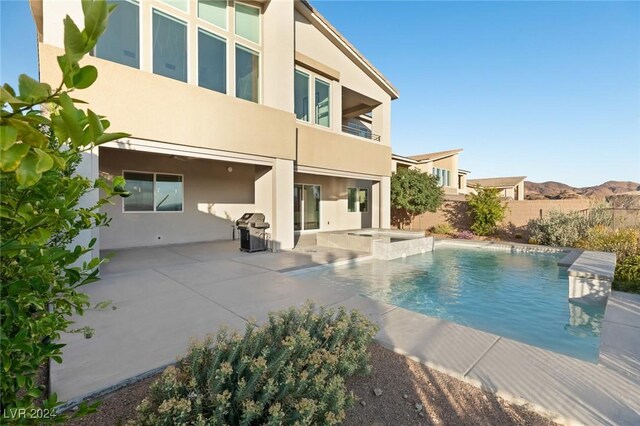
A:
[527,205,612,247]
[391,167,444,229]
[1,0,129,420]
[455,230,475,240]
[576,226,640,293]
[466,186,507,236]
[432,223,455,235]
[131,304,378,426]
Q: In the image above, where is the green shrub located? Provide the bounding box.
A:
[576,226,640,291]
[432,223,455,235]
[466,187,507,236]
[1,1,131,420]
[527,206,612,247]
[131,304,378,426]
[391,167,444,229]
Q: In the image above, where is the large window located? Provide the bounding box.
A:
[236,44,259,102]
[94,0,139,68]
[294,70,310,121]
[198,0,227,29]
[153,10,187,82]
[235,3,260,44]
[348,188,368,213]
[432,168,450,187]
[315,78,330,127]
[198,29,226,93]
[123,172,184,213]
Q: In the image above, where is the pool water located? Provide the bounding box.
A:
[300,246,605,362]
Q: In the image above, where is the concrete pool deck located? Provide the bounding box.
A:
[53,241,640,424]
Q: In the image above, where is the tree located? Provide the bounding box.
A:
[390,167,444,229]
[466,186,507,235]
[1,1,130,421]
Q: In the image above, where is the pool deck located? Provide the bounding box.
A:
[53,240,640,424]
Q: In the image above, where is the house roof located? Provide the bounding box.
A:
[467,176,527,188]
[407,149,463,162]
[298,0,399,100]
[458,169,471,174]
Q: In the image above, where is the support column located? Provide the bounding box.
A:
[76,147,100,266]
[271,158,294,251]
[380,176,391,229]
[371,180,381,228]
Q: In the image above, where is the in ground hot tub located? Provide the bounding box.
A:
[316,228,434,260]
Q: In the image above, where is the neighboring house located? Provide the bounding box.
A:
[467,176,527,200]
[31,0,399,252]
[392,149,467,195]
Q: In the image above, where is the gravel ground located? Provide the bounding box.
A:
[65,344,556,425]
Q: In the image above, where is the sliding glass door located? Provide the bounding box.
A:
[294,184,320,231]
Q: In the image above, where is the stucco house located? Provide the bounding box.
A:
[467,176,527,200]
[392,149,468,195]
[31,0,399,252]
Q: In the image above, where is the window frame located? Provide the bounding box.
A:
[234,1,261,46]
[347,187,369,213]
[196,27,228,94]
[93,0,141,69]
[156,0,190,14]
[122,170,185,214]
[294,68,311,122]
[151,8,190,83]
[197,0,228,30]
[235,42,261,103]
[314,76,331,128]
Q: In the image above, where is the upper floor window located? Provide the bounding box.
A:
[94,0,139,69]
[433,168,451,187]
[198,29,226,94]
[198,0,227,29]
[315,78,331,128]
[236,44,259,102]
[152,9,187,82]
[158,0,188,13]
[235,3,260,44]
[294,70,310,121]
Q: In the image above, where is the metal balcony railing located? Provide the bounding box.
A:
[341,124,381,142]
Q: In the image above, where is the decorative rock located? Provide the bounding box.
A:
[373,388,383,397]
[415,403,423,412]
[360,400,367,407]
[403,394,409,399]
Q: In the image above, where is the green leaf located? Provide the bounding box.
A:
[96,132,129,145]
[87,109,104,141]
[63,15,87,61]
[58,92,84,147]
[15,152,42,187]
[26,388,42,398]
[8,118,48,148]
[0,124,17,150]
[0,143,30,171]
[34,148,55,173]
[72,65,98,89]
[17,74,52,102]
[83,0,109,50]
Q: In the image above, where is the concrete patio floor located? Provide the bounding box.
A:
[53,241,640,425]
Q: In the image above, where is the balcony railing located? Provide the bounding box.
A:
[341,124,381,142]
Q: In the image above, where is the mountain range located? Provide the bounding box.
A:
[524,181,640,200]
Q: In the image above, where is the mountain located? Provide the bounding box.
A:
[524,181,640,200]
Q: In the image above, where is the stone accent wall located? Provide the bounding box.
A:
[403,197,593,232]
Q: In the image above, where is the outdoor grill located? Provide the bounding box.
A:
[235,213,270,252]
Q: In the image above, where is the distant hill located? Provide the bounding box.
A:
[524,181,640,201]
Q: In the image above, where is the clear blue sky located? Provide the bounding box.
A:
[2,0,639,187]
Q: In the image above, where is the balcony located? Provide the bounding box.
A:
[342,86,382,142]
[342,124,381,142]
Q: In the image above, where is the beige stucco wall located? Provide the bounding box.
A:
[99,148,257,249]
[297,124,392,176]
[294,173,373,232]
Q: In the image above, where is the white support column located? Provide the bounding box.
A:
[371,180,381,228]
[271,158,294,251]
[75,147,101,266]
[380,176,391,229]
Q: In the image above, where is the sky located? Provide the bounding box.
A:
[1,0,639,187]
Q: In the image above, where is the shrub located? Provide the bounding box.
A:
[455,230,475,240]
[391,168,444,229]
[527,206,612,247]
[432,223,455,235]
[131,304,378,426]
[576,226,640,291]
[466,187,507,236]
[1,1,129,419]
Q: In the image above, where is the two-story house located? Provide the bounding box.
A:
[30,0,399,252]
[392,149,468,195]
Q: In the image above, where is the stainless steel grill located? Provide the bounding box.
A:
[235,213,270,252]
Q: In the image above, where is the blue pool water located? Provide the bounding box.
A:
[300,246,605,362]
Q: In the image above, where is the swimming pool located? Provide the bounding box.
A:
[298,245,605,362]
